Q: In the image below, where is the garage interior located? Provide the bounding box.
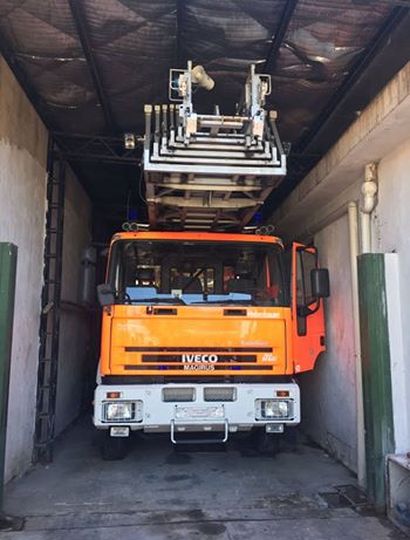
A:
[0,1,410,538]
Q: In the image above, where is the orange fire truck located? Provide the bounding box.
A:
[94,63,329,458]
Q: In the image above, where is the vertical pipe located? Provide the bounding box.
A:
[355,163,378,484]
[169,104,175,131]
[154,105,161,143]
[348,202,366,488]
[360,213,371,254]
[144,105,152,150]
[360,163,378,253]
[162,104,168,135]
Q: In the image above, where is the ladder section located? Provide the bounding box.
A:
[34,148,66,463]
[143,62,287,230]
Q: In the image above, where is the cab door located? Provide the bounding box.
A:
[290,242,328,373]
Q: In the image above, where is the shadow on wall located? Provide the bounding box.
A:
[297,214,358,473]
[298,355,356,470]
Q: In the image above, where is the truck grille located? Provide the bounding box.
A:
[141,354,257,363]
[204,387,236,402]
[161,387,236,403]
[162,387,195,402]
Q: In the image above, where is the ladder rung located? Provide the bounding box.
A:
[38,384,56,391]
[34,442,52,449]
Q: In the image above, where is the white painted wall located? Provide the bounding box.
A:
[373,139,410,452]
[299,215,358,470]
[271,64,410,471]
[283,139,410,469]
[0,56,93,479]
[0,57,48,481]
[384,254,408,454]
[55,166,92,435]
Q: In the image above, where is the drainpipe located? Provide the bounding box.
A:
[353,162,378,488]
[348,202,366,488]
[360,163,378,253]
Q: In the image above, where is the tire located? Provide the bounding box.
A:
[100,433,128,461]
[254,428,281,455]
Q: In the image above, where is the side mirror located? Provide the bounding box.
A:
[311,268,330,299]
[97,283,115,307]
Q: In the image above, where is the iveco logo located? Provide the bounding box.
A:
[182,354,219,363]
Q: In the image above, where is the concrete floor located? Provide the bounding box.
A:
[0,417,405,539]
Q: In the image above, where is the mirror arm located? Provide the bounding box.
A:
[97,283,116,307]
[297,298,321,318]
[307,299,321,316]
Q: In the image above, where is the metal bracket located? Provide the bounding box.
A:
[170,419,229,445]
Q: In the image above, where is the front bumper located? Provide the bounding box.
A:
[94,383,300,437]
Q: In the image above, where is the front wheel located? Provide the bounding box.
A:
[253,428,281,455]
[100,432,128,461]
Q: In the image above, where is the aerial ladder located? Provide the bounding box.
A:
[143,62,287,230]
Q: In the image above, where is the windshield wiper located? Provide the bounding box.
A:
[191,299,255,305]
[123,297,186,305]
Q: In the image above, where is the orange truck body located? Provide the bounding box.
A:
[94,230,327,443]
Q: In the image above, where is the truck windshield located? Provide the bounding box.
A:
[108,240,288,307]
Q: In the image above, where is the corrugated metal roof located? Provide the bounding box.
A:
[0,0,409,226]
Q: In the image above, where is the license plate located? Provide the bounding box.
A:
[175,405,224,420]
[110,426,130,437]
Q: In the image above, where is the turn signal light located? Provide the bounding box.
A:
[276,390,289,397]
[106,391,121,399]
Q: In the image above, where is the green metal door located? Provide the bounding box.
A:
[0,243,17,509]
[358,253,395,509]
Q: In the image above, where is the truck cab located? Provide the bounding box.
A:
[94,230,329,458]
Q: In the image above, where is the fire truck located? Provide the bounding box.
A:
[94,63,329,459]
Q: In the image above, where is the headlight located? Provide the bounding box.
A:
[255,399,293,420]
[102,401,143,422]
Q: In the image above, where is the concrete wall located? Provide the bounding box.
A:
[287,140,410,470]
[373,139,410,452]
[298,139,410,465]
[0,56,93,479]
[299,215,358,469]
[0,57,48,480]
[55,166,92,435]
[271,63,410,472]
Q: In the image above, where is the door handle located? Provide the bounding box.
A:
[223,309,247,316]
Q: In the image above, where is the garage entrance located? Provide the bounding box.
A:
[0,1,409,537]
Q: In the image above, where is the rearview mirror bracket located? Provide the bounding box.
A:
[97,283,115,307]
